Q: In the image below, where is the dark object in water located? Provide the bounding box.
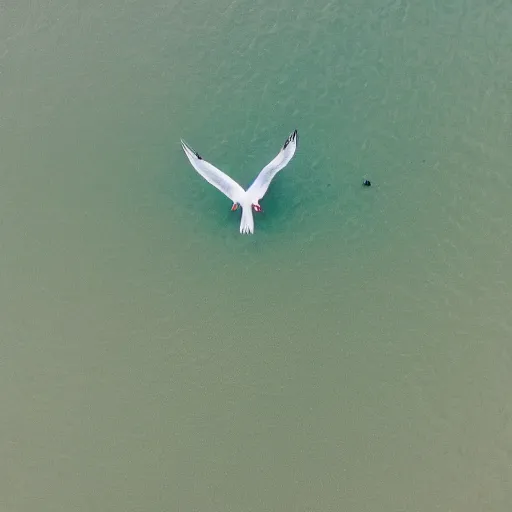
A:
[363,179,371,187]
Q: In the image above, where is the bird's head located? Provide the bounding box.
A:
[252,203,263,213]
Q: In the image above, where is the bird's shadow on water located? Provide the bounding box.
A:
[256,160,380,244]
[253,154,333,237]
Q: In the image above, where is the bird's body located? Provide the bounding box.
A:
[181,130,298,234]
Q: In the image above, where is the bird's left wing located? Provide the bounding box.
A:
[181,140,245,203]
[246,129,298,201]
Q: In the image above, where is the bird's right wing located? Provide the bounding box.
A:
[246,130,298,201]
[181,140,245,203]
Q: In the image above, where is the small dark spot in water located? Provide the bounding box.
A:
[363,179,371,187]
[422,159,426,163]
[327,183,331,187]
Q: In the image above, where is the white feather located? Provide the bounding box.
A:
[180,140,245,203]
[246,129,298,201]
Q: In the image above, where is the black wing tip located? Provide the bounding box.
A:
[283,129,298,149]
[181,139,202,159]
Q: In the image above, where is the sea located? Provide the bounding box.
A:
[1,0,511,510]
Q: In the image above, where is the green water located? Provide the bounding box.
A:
[1,0,511,510]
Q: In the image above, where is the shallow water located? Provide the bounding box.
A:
[1,0,511,510]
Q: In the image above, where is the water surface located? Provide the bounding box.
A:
[1,0,511,510]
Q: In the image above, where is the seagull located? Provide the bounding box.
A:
[181,129,298,234]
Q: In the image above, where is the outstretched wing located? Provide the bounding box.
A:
[181,140,245,203]
[246,129,298,201]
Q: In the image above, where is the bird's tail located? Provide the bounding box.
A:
[239,206,254,234]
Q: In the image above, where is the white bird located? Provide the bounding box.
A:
[181,130,298,234]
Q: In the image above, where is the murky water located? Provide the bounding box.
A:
[1,1,511,510]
